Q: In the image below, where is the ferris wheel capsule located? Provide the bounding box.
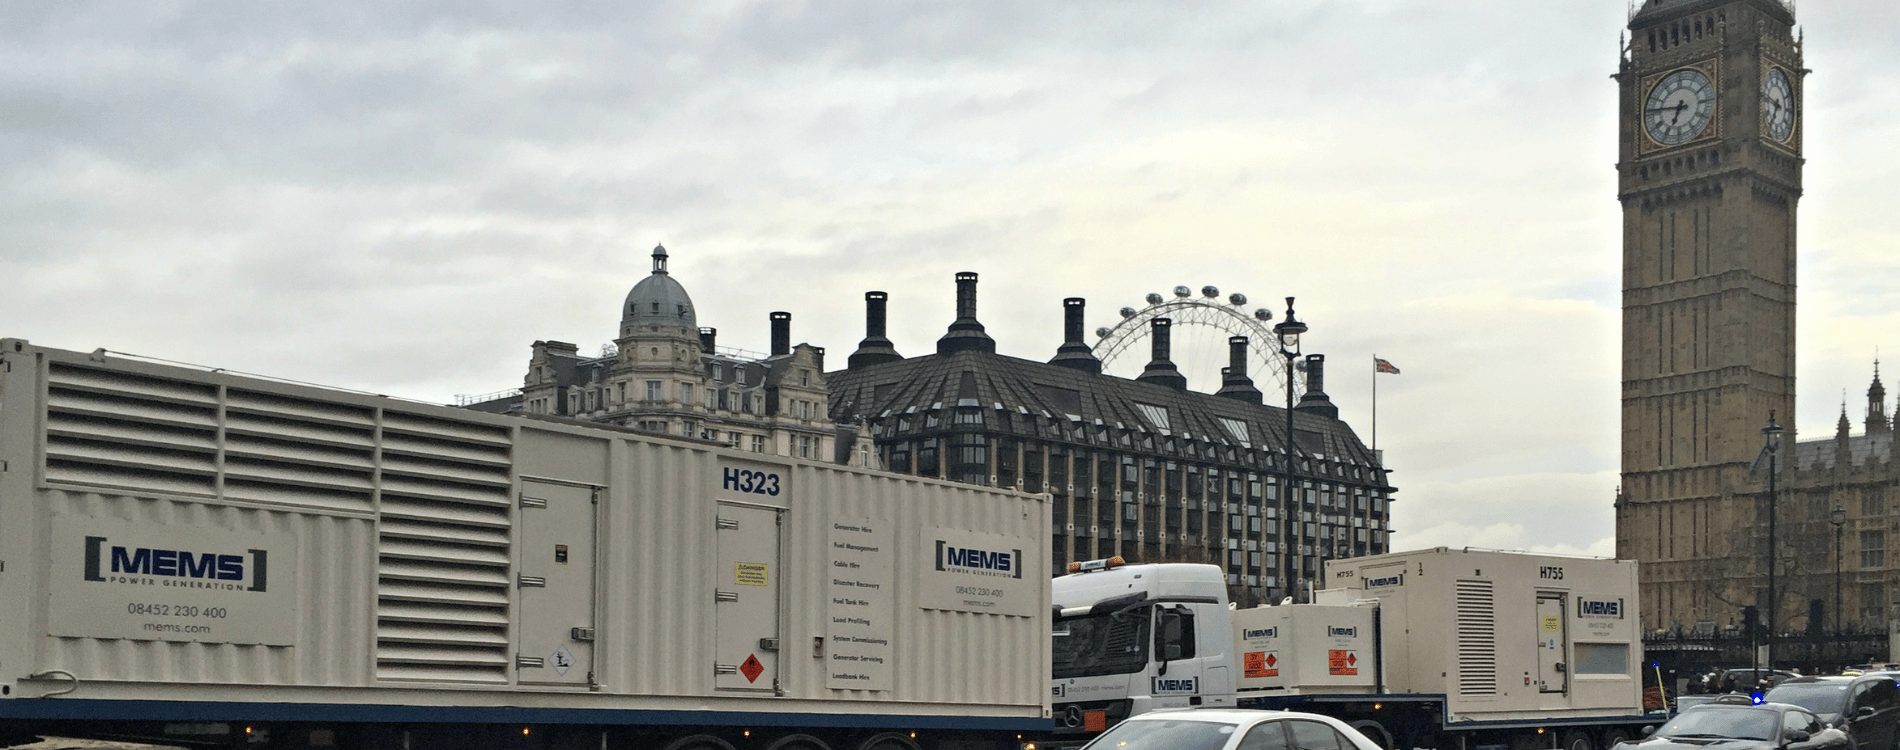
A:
[1254,308,1273,321]
[1145,293,1164,305]
[1095,326,1112,338]
[1172,286,1192,298]
[1120,307,1137,319]
[1229,293,1248,306]
[1201,285,1220,299]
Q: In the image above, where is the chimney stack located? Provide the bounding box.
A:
[698,327,717,354]
[770,312,791,356]
[1049,297,1103,373]
[1135,318,1188,391]
[936,272,997,354]
[1295,354,1338,418]
[1216,336,1263,404]
[848,291,903,368]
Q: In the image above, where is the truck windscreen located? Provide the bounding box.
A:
[1052,608,1151,678]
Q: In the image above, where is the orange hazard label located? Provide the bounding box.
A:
[1328,649,1359,676]
[1244,651,1281,678]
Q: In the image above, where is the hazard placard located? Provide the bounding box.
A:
[1244,650,1280,678]
[1327,649,1359,676]
[740,653,765,683]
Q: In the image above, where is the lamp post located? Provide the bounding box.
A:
[1761,412,1783,669]
[1831,504,1847,631]
[1273,297,1306,603]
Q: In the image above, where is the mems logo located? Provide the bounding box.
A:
[1328,626,1358,637]
[1577,597,1624,619]
[1152,677,1198,695]
[82,536,269,592]
[935,541,1023,579]
[1242,627,1278,640]
[1366,573,1404,589]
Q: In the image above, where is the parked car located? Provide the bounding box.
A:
[1612,702,1848,750]
[1702,668,1802,693]
[1766,675,1900,750]
[1080,709,1385,750]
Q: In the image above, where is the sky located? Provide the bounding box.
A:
[3,1,1896,559]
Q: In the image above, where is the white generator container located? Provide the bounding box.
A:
[1320,548,1642,722]
[0,339,1050,741]
[1230,604,1377,695]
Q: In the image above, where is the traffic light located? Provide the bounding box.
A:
[1742,605,1759,634]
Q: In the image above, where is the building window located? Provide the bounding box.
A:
[737,367,747,385]
[680,383,693,405]
[800,369,811,387]
[1862,583,1887,628]
[751,435,766,453]
[1862,530,1886,570]
[645,380,662,402]
[713,364,723,381]
[797,435,813,459]
[1866,489,1886,517]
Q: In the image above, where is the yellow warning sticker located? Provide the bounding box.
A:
[736,562,769,587]
[1542,615,1560,632]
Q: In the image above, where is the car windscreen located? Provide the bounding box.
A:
[1657,708,1778,741]
[1082,718,1238,750]
[1765,683,1849,714]
[1053,607,1151,679]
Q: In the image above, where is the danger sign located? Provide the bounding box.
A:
[1244,651,1280,678]
[1327,649,1359,676]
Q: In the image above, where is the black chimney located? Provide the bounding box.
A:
[770,312,791,356]
[1296,353,1338,418]
[1049,297,1102,373]
[936,272,997,354]
[1135,318,1187,391]
[698,327,717,354]
[848,291,903,369]
[1216,336,1263,404]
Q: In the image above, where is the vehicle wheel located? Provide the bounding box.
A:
[1560,729,1594,750]
[665,736,738,750]
[765,735,834,750]
[1599,728,1635,749]
[1350,720,1396,750]
[855,733,921,750]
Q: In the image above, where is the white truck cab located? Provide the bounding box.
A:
[1048,558,1238,745]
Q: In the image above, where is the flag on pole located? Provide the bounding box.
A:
[1374,357,1401,375]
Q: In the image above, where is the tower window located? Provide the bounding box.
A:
[651,302,660,313]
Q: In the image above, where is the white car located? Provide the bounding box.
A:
[1080,709,1385,750]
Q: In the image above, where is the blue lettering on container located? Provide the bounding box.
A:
[1243,627,1278,639]
[1577,597,1624,619]
[1152,677,1199,695]
[1328,626,1358,637]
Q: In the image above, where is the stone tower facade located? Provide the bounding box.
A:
[1614,0,1805,628]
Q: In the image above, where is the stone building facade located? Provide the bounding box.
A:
[1614,0,1900,634]
[827,273,1394,606]
[470,245,873,467]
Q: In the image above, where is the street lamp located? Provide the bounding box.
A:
[1831,504,1847,631]
[1274,297,1306,603]
[1761,412,1784,669]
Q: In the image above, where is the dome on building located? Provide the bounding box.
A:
[621,244,697,332]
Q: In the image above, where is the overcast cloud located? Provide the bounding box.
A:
[3,1,1896,557]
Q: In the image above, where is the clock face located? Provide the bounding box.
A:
[1644,68,1717,147]
[1761,67,1796,142]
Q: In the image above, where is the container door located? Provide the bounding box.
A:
[714,503,781,692]
[516,480,598,686]
[1536,593,1567,694]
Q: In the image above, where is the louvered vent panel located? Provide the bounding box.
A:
[222,388,374,513]
[43,363,218,496]
[1455,579,1499,696]
[375,411,512,683]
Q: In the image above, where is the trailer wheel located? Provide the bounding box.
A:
[1349,720,1395,750]
[855,733,921,750]
[765,735,834,750]
[1559,729,1593,750]
[665,735,738,750]
[1599,729,1635,750]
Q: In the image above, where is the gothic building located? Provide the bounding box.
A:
[827,273,1394,605]
[468,245,873,467]
[1613,0,1899,633]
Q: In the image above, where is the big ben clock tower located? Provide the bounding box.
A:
[1615,0,1804,629]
